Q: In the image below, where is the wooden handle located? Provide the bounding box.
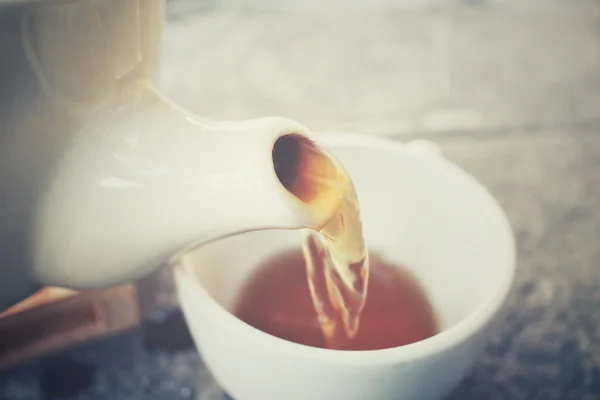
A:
[0,285,141,371]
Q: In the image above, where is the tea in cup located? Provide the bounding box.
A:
[174,134,515,400]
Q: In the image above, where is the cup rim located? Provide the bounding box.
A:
[173,132,516,367]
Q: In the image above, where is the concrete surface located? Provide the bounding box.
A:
[158,0,600,136]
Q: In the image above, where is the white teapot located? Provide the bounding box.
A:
[0,0,330,310]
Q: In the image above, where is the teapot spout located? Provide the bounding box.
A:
[34,93,340,289]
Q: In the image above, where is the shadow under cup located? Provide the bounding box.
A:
[175,135,515,400]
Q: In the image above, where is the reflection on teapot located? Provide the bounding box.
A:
[0,0,330,310]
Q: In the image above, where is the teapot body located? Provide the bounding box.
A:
[0,0,165,309]
[0,0,322,312]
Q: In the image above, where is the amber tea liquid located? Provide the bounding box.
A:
[234,251,438,350]
[271,135,369,348]
[234,135,437,350]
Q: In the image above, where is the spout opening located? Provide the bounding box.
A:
[272,134,345,211]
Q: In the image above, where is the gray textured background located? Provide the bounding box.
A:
[158,0,600,136]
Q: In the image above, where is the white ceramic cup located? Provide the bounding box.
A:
[174,133,516,400]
